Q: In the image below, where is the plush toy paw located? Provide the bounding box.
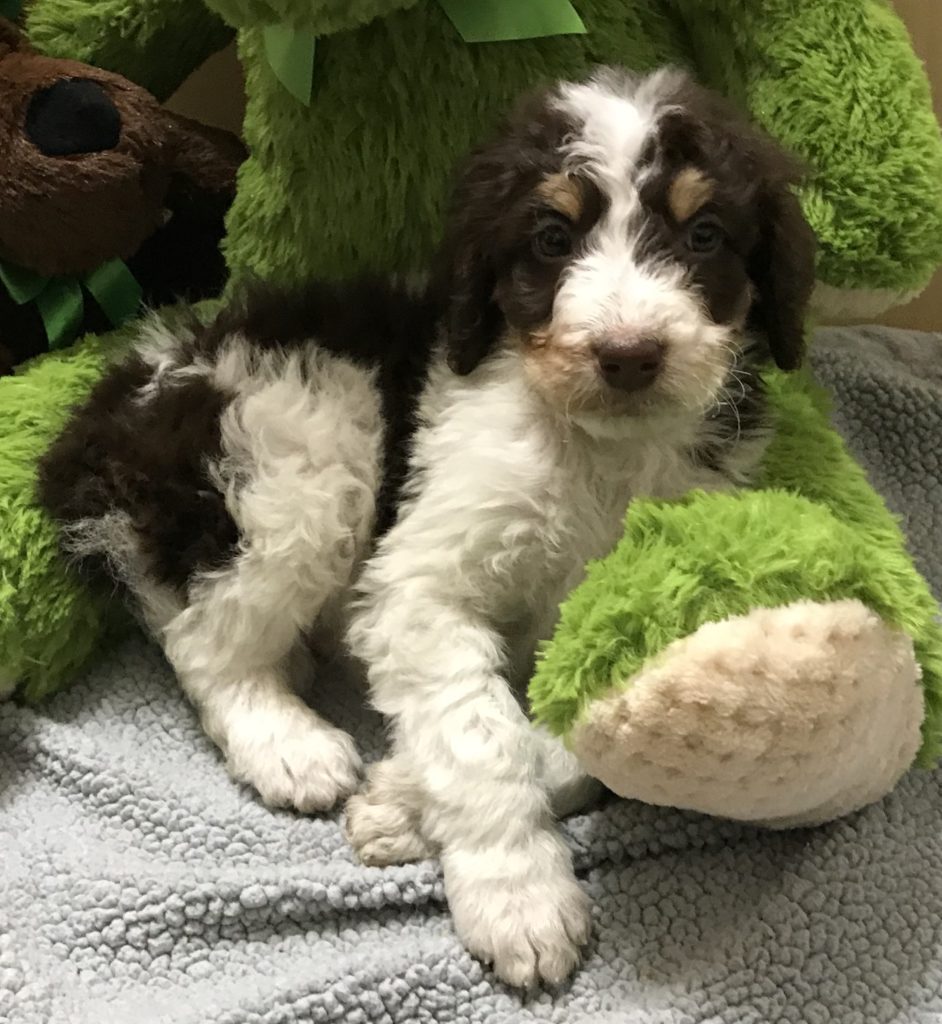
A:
[569,599,923,827]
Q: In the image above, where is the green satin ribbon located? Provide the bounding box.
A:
[0,259,143,351]
[262,23,316,105]
[438,0,585,43]
[264,1,586,104]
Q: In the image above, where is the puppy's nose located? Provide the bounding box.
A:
[593,335,664,393]
[26,79,121,157]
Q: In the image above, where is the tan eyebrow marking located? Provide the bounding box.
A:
[668,167,715,222]
[535,172,584,220]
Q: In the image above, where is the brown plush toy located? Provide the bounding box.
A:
[0,17,245,374]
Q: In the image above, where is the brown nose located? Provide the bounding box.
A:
[593,335,664,393]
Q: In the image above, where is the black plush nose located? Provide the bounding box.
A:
[593,335,665,393]
[26,78,121,157]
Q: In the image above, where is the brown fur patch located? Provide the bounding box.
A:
[37,352,240,591]
[535,172,584,221]
[667,167,715,222]
[517,327,608,414]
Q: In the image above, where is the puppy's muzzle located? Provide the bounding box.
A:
[592,333,664,393]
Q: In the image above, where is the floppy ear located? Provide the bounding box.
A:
[161,111,246,220]
[440,239,504,377]
[436,88,561,376]
[0,16,26,58]
[435,143,510,377]
[665,76,817,372]
[749,182,817,371]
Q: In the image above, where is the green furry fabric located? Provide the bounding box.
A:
[205,0,942,298]
[25,0,232,101]
[0,330,132,701]
[23,0,942,294]
[6,0,942,721]
[221,0,686,284]
[529,371,942,766]
[673,0,942,296]
[205,0,419,35]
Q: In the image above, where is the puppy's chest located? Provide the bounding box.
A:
[495,431,707,619]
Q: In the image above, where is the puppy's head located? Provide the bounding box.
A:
[437,67,816,425]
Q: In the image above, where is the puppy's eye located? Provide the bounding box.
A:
[534,218,573,261]
[685,215,725,255]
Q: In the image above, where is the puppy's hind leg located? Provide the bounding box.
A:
[162,347,384,811]
[151,484,368,811]
[41,332,384,813]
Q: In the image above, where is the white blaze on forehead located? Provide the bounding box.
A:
[550,69,693,338]
[553,68,683,188]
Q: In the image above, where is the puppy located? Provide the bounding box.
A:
[39,68,815,988]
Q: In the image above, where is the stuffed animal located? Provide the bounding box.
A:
[28,0,942,309]
[530,371,942,827]
[0,16,245,374]
[4,0,942,829]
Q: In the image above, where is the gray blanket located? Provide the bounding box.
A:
[3,325,941,1024]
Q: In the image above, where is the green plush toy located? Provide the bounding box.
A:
[6,0,942,826]
[531,373,942,825]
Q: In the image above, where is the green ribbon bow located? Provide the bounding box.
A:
[262,23,317,105]
[264,0,586,104]
[438,0,585,43]
[0,259,144,351]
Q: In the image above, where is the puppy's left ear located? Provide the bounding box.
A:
[749,181,817,371]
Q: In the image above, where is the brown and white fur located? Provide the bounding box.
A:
[39,68,815,988]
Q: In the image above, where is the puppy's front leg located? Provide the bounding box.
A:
[348,598,591,988]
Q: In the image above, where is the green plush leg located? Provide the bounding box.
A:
[25,0,232,100]
[0,300,222,700]
[0,327,145,701]
[673,0,942,314]
[530,372,942,825]
[208,0,692,284]
[568,598,922,826]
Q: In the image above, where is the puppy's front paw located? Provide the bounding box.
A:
[446,843,591,988]
[224,709,361,813]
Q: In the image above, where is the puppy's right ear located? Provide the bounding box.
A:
[437,144,508,377]
[440,239,503,377]
[437,88,562,375]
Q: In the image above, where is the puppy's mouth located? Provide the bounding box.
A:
[520,325,732,423]
[520,327,666,415]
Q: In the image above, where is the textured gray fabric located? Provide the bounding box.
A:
[2,326,941,1024]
